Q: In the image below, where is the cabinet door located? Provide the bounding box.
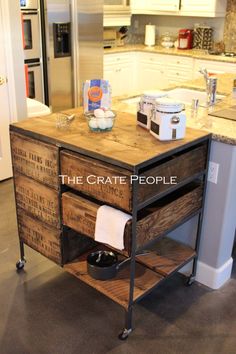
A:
[167,56,194,85]
[130,0,144,11]
[181,0,214,12]
[137,53,169,91]
[180,0,226,16]
[104,65,118,96]
[117,63,134,96]
[148,0,179,12]
[104,53,134,96]
[138,63,168,91]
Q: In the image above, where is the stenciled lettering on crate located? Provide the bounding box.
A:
[14,173,60,228]
[10,132,59,189]
[18,209,61,264]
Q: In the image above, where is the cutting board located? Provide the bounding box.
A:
[209,106,236,121]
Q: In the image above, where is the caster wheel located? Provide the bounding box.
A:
[16,259,26,270]
[186,276,195,286]
[118,328,132,340]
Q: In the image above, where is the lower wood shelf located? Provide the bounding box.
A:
[136,237,196,277]
[64,246,163,310]
[64,237,196,309]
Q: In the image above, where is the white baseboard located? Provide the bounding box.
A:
[195,258,233,289]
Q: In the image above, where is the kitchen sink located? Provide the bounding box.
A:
[164,88,225,107]
[122,88,225,108]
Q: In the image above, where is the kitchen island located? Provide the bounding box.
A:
[113,73,236,289]
[10,110,210,338]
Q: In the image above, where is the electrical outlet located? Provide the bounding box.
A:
[208,161,219,184]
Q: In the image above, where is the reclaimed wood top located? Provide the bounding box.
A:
[10,108,211,170]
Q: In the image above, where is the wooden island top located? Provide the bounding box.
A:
[11,108,211,170]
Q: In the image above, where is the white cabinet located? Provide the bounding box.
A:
[104,51,235,96]
[130,0,145,13]
[131,0,179,14]
[131,0,226,17]
[137,53,193,90]
[104,0,131,27]
[137,53,169,91]
[194,59,236,79]
[104,53,134,96]
[148,0,179,12]
[167,56,194,85]
[180,0,227,17]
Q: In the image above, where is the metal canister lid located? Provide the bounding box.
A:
[155,97,184,113]
[142,90,167,99]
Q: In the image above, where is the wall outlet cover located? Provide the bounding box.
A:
[208,161,219,184]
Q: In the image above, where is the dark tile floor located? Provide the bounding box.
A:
[0,179,236,354]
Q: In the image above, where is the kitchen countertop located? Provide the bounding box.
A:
[104,44,236,63]
[111,73,236,145]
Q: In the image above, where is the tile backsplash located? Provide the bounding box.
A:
[128,15,225,45]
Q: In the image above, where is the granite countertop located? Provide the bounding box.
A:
[104,44,236,64]
[112,74,236,145]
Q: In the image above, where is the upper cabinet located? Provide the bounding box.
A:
[131,0,179,14]
[180,0,227,17]
[131,0,227,17]
[104,0,131,27]
[147,0,179,12]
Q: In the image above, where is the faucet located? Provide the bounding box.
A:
[199,67,217,106]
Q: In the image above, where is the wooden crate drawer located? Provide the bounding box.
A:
[14,173,60,228]
[60,143,207,212]
[62,182,203,255]
[137,143,207,204]
[60,151,132,212]
[10,132,59,189]
[17,209,96,265]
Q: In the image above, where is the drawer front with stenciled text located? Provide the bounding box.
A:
[17,209,96,265]
[18,209,62,264]
[14,173,60,228]
[10,132,59,189]
[60,150,132,212]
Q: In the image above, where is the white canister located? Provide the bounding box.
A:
[137,91,167,130]
[150,98,186,141]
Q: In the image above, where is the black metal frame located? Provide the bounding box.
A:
[119,136,212,338]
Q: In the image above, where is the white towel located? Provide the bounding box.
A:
[94,205,132,250]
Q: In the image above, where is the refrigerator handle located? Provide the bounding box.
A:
[70,0,79,108]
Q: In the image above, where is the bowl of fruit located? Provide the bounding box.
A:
[85,108,116,132]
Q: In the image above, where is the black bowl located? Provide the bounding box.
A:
[87,250,118,280]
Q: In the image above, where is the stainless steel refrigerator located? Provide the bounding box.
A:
[40,0,103,112]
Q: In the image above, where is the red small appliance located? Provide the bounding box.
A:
[178,29,193,49]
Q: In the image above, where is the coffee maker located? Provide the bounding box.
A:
[178,29,193,49]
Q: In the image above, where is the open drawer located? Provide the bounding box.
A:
[60,142,207,213]
[62,182,203,255]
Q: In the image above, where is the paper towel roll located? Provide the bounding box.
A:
[145,25,156,46]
